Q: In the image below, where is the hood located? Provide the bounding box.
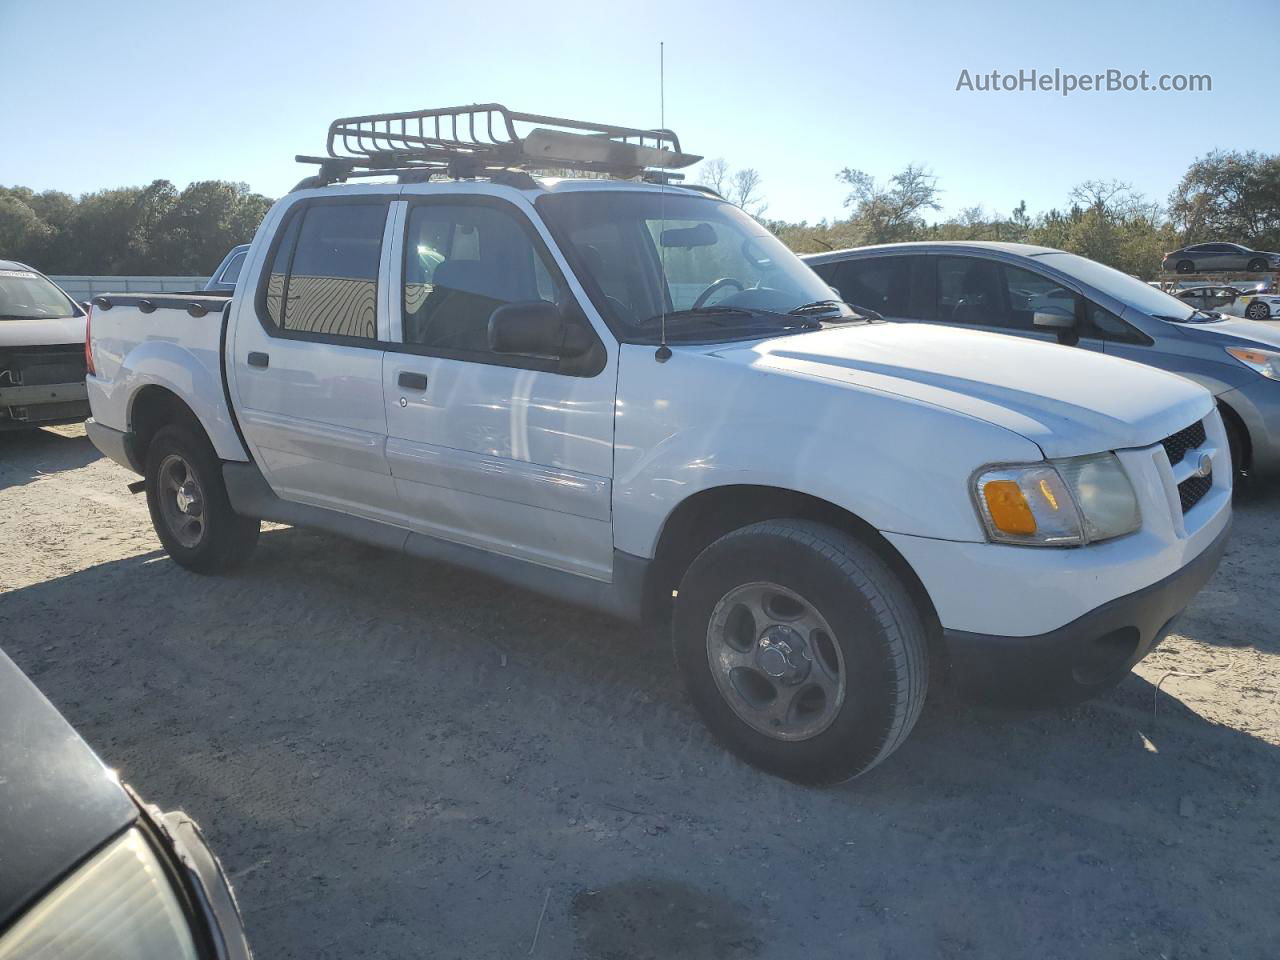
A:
[0,315,86,349]
[0,649,137,929]
[1175,316,1280,350]
[709,324,1213,459]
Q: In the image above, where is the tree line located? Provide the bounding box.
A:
[0,180,272,275]
[2,149,1278,280]
[707,149,1280,279]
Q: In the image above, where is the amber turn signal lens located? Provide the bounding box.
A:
[982,480,1037,535]
[1227,347,1271,365]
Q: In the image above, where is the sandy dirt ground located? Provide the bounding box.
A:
[1,424,1276,959]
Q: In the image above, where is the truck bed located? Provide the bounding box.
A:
[86,290,247,461]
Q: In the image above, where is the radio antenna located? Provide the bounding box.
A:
[655,40,672,362]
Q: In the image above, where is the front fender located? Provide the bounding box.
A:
[612,345,1042,558]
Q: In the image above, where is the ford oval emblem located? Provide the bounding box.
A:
[1195,453,1213,478]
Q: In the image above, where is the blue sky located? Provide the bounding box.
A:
[2,0,1272,224]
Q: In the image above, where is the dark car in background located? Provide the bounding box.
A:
[0,260,90,431]
[1162,243,1280,274]
[0,648,251,958]
[804,241,1280,478]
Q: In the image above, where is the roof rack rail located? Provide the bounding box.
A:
[294,103,701,188]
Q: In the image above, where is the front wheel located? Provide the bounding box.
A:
[1247,257,1267,273]
[145,424,260,573]
[1245,300,1271,320]
[672,520,929,785]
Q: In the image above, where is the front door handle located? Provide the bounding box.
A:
[398,371,428,390]
[247,351,269,368]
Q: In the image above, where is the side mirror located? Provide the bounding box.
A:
[1032,305,1076,330]
[1033,305,1078,345]
[488,301,593,359]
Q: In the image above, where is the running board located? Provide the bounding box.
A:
[220,461,650,622]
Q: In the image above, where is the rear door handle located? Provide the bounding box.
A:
[247,351,269,368]
[398,371,428,390]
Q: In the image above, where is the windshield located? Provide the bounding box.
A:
[0,268,80,321]
[537,190,852,342]
[1034,252,1201,322]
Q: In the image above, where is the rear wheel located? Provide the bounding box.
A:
[145,424,259,573]
[672,520,929,785]
[1176,260,1194,274]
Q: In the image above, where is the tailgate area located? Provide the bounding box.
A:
[0,344,89,428]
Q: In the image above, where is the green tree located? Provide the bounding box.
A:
[1169,149,1280,249]
[836,163,940,243]
[0,193,52,263]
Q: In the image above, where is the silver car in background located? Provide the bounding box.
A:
[805,241,1280,479]
[0,260,89,431]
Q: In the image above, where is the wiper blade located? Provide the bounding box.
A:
[788,299,884,323]
[788,299,845,314]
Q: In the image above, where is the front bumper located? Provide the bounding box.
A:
[0,379,89,429]
[944,519,1230,703]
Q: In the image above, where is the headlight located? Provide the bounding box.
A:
[974,453,1140,547]
[1226,346,1280,380]
[0,829,198,960]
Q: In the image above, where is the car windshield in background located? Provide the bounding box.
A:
[537,190,853,342]
[0,268,79,320]
[1034,252,1204,322]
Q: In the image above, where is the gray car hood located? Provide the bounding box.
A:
[0,315,86,348]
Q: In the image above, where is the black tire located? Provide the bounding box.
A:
[1245,299,1271,321]
[1175,260,1194,274]
[672,520,928,786]
[145,424,259,573]
[1247,257,1267,273]
[1221,407,1246,478]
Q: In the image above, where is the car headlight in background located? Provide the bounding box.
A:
[0,829,198,960]
[1226,346,1280,380]
[974,453,1141,546]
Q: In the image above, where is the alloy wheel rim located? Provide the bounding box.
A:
[705,581,847,742]
[157,453,206,549]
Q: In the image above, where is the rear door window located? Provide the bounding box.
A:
[262,201,388,341]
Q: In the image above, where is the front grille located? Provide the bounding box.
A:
[1179,472,1212,513]
[1161,420,1206,466]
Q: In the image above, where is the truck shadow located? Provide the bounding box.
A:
[2,526,1276,958]
[0,424,99,491]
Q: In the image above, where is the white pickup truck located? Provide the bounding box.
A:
[85,105,1231,784]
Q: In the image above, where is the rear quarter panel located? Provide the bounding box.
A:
[87,302,247,461]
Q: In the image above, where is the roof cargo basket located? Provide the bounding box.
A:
[295,103,701,187]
